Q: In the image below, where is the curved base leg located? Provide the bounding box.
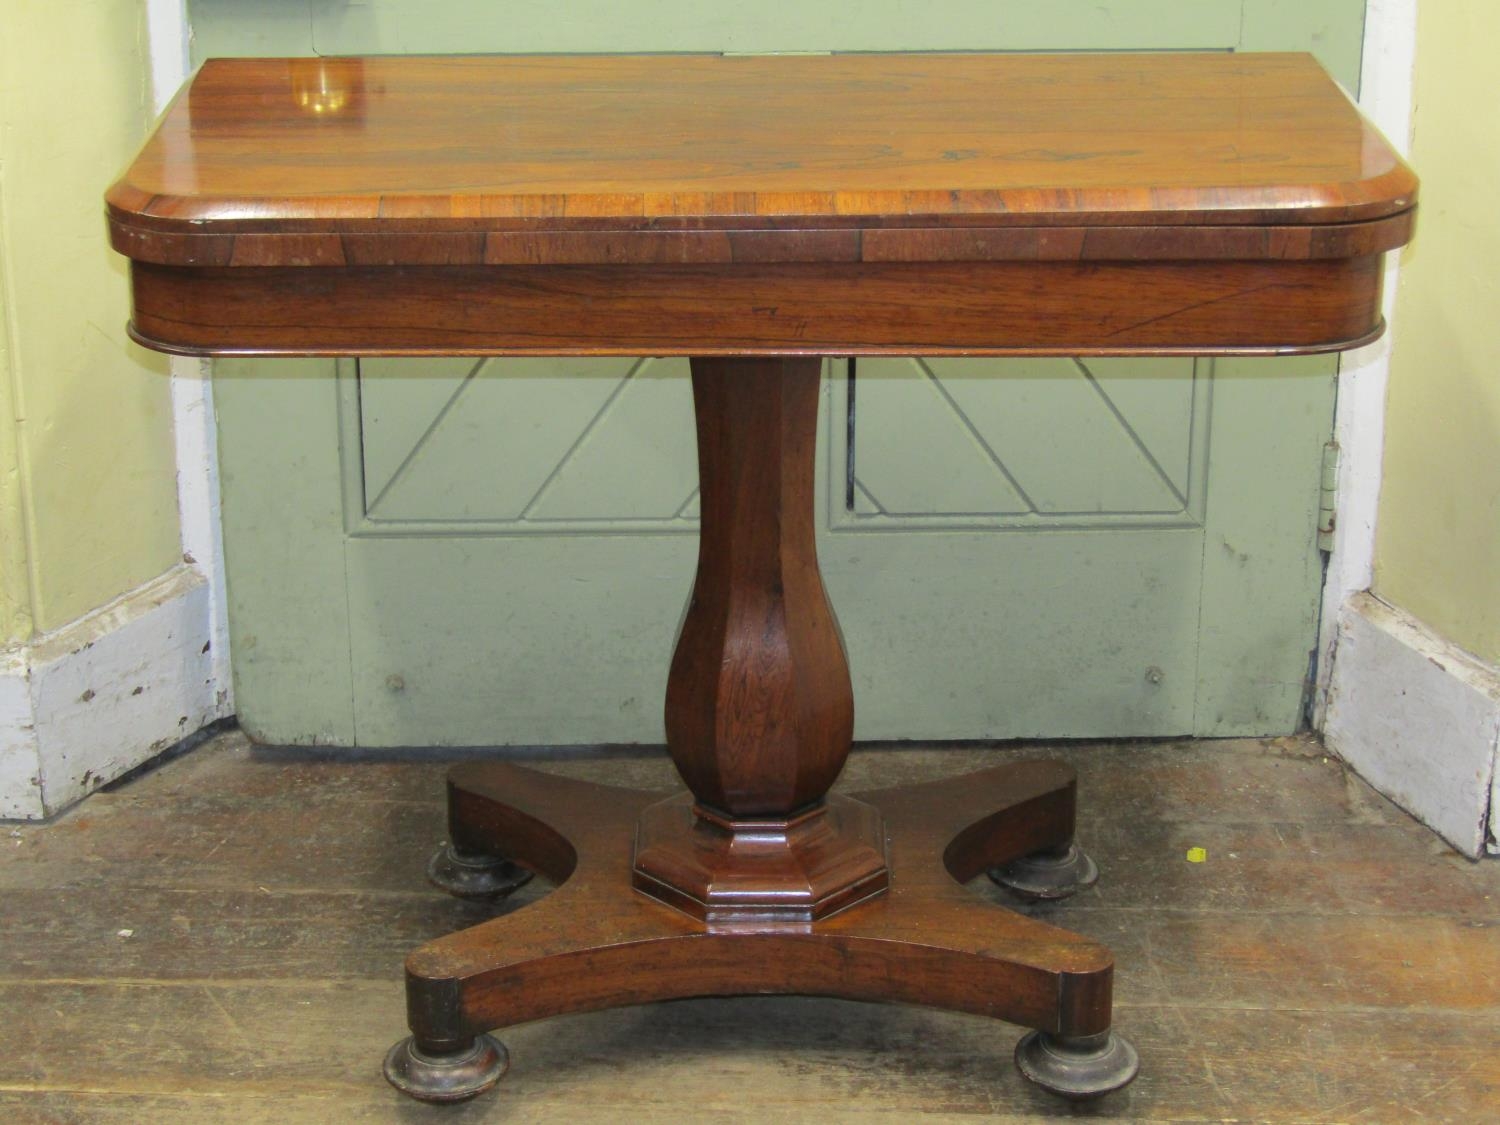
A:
[989,842,1100,902]
[382,1033,509,1103]
[427,843,533,901]
[390,759,1128,1103]
[1014,1029,1140,1099]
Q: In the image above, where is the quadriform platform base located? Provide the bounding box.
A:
[390,757,1131,1103]
[105,52,1416,1103]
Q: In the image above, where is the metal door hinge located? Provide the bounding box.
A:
[845,358,857,511]
[1316,441,1340,554]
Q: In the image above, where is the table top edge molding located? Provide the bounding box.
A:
[107,209,1415,269]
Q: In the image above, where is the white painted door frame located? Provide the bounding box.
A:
[146,0,233,708]
[145,0,1418,735]
[1315,0,1418,723]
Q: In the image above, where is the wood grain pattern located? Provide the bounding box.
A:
[108,52,1416,359]
[108,213,1416,269]
[108,53,1416,241]
[633,358,884,922]
[407,759,1110,1051]
[665,358,851,817]
[125,257,1386,358]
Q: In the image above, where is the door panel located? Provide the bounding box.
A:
[844,358,1203,524]
[358,357,698,527]
[201,1,1364,746]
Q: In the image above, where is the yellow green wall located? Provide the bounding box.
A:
[0,236,27,643]
[1374,0,1500,666]
[0,0,182,643]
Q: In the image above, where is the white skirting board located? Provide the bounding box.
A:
[0,565,229,819]
[1325,592,1500,858]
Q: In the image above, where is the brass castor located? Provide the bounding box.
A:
[427,843,533,900]
[383,1034,508,1103]
[1014,1029,1139,1099]
[989,842,1099,902]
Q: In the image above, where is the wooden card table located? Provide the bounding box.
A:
[108,52,1415,1102]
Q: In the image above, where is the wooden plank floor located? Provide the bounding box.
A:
[1,732,1495,1123]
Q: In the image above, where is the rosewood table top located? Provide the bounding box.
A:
[108,52,1416,357]
[112,52,1413,233]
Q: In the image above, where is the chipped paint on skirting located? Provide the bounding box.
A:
[1325,592,1500,858]
[0,565,227,818]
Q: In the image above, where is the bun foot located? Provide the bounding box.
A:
[989,842,1098,902]
[383,1034,509,1103]
[1014,1029,1139,1099]
[427,844,533,900]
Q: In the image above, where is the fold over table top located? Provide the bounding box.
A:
[107,52,1418,357]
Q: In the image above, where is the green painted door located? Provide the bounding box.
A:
[199,1,1368,747]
